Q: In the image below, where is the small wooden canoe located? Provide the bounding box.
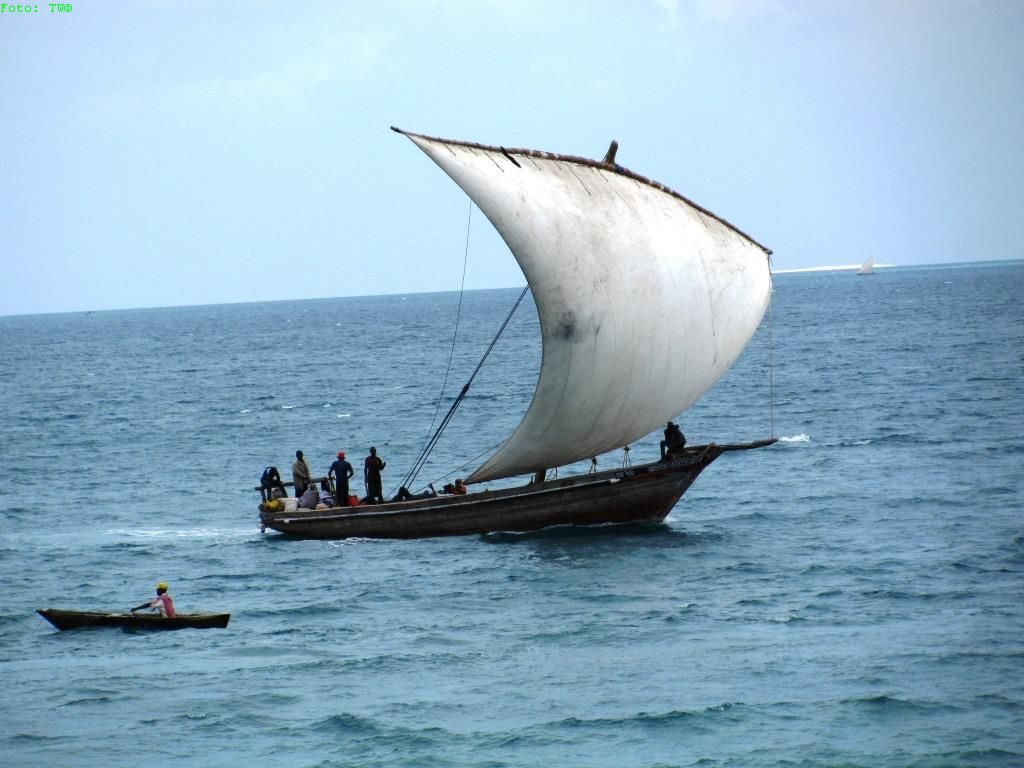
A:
[37,608,230,631]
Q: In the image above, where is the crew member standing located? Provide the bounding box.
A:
[329,451,355,506]
[292,450,312,497]
[364,447,386,504]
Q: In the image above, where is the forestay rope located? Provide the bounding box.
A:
[398,199,531,493]
[416,200,473,458]
[399,286,530,493]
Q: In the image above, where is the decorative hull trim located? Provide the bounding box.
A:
[37,609,231,631]
[259,441,775,540]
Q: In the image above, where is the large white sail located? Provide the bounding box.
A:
[858,256,875,275]
[396,129,773,484]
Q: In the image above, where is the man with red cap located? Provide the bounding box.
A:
[328,451,355,506]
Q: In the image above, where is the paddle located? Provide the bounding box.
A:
[129,602,151,613]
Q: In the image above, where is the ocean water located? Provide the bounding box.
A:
[1,261,1022,767]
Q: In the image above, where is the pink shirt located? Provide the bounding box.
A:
[150,593,176,617]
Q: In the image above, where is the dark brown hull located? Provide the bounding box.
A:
[37,609,230,631]
[259,440,775,540]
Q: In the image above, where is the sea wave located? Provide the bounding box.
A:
[100,527,255,541]
[839,694,962,715]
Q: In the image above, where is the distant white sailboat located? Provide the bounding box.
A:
[857,256,875,275]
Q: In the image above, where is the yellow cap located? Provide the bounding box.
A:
[156,581,169,591]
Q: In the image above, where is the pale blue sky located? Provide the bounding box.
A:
[3,0,1022,315]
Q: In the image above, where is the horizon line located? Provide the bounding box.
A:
[2,258,1022,319]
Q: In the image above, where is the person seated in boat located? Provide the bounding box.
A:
[391,484,437,502]
[260,466,287,498]
[298,483,320,510]
[317,482,334,509]
[660,421,686,458]
[131,581,176,617]
[440,481,468,495]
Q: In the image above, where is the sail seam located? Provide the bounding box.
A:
[567,165,593,196]
[485,152,505,173]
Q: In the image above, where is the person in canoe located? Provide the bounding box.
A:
[131,581,176,617]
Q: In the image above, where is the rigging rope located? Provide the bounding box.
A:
[417,200,473,458]
[399,285,531,493]
[400,285,530,490]
[421,438,506,491]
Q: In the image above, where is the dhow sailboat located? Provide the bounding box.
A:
[258,128,776,539]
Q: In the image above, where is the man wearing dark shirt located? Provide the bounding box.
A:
[364,447,386,504]
[329,451,355,506]
[660,421,686,458]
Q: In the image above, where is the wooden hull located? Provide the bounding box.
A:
[37,609,230,631]
[259,441,775,540]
